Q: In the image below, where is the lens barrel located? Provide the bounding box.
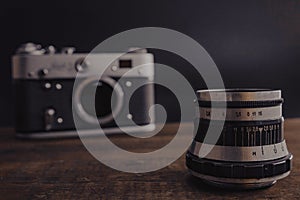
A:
[186,89,293,189]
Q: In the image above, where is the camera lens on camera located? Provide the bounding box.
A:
[186,89,293,189]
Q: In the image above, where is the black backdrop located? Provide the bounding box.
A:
[1,0,300,126]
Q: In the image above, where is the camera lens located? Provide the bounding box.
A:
[186,89,293,189]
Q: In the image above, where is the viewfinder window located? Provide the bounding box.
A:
[119,59,132,68]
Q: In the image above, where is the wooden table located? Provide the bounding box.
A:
[0,119,299,199]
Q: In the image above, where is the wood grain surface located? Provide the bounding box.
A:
[0,120,299,200]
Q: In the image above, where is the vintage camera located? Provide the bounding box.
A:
[12,43,155,138]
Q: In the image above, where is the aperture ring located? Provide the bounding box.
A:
[197,106,282,121]
[197,99,283,108]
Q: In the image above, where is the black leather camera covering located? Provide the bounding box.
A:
[14,77,154,133]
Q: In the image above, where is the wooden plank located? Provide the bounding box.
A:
[0,121,299,199]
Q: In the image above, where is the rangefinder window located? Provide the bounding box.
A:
[119,59,132,68]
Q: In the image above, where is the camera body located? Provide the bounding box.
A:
[12,43,155,138]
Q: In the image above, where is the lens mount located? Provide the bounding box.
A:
[73,76,124,125]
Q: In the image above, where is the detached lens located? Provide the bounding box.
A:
[186,89,293,189]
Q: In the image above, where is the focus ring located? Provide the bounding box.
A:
[195,119,283,146]
[186,152,292,179]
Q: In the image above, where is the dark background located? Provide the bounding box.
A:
[1,0,300,127]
